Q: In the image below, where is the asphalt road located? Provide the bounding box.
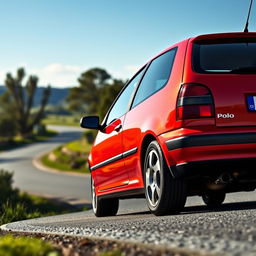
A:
[0,125,91,205]
[1,125,256,255]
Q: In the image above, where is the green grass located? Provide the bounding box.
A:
[0,130,57,152]
[42,114,80,127]
[66,139,91,153]
[0,235,59,256]
[99,250,122,256]
[0,169,77,226]
[40,139,90,174]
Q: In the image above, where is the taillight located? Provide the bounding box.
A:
[177,84,214,120]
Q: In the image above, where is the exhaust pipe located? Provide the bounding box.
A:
[215,172,233,184]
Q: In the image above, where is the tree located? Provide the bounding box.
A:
[67,68,124,119]
[3,67,51,138]
[98,79,124,119]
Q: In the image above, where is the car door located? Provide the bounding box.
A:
[91,67,146,193]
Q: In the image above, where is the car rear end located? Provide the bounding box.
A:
[160,33,256,196]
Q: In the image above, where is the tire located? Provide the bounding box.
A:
[143,141,187,216]
[202,191,226,207]
[91,177,119,217]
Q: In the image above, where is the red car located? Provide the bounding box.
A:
[81,32,256,217]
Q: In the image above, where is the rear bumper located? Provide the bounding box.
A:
[170,158,256,178]
[159,131,256,178]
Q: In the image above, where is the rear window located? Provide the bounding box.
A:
[193,39,256,74]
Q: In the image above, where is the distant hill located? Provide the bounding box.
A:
[0,86,69,106]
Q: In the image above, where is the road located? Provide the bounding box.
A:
[1,125,256,255]
[0,125,91,205]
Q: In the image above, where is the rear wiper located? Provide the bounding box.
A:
[230,66,256,74]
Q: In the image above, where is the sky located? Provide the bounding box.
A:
[0,0,254,88]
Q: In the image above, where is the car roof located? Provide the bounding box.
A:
[190,32,256,43]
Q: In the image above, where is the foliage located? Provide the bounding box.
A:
[0,235,59,256]
[2,67,51,138]
[0,129,57,152]
[67,68,124,119]
[0,117,16,139]
[99,250,123,256]
[42,114,80,127]
[0,169,75,225]
[41,139,91,174]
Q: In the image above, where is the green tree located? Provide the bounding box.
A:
[98,79,124,119]
[3,67,51,138]
[67,68,124,119]
[67,68,111,114]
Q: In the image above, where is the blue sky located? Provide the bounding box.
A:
[0,0,254,87]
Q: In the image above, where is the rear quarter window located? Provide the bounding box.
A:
[132,47,177,108]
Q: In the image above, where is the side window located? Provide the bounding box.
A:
[105,67,146,125]
[132,48,177,108]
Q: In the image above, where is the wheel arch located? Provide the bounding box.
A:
[140,133,175,179]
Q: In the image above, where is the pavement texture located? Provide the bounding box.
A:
[2,193,256,256]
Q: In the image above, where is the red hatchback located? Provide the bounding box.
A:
[81,32,256,217]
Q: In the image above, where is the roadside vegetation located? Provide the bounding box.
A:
[0,170,75,226]
[42,114,80,127]
[0,67,55,151]
[0,129,57,152]
[0,235,59,256]
[40,131,94,174]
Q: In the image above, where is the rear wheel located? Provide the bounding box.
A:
[91,177,119,217]
[202,191,226,207]
[143,141,187,216]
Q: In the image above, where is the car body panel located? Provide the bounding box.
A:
[87,32,256,200]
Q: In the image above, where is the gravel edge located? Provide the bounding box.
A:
[0,228,221,256]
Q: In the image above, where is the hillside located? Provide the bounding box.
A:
[0,86,69,106]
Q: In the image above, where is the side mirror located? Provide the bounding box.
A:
[80,116,101,130]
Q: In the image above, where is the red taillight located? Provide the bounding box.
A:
[177,84,214,120]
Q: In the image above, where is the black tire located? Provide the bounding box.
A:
[91,177,119,217]
[143,141,187,216]
[202,191,226,207]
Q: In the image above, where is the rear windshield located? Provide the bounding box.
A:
[193,39,256,74]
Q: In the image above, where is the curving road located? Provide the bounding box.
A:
[0,125,91,205]
[1,125,256,255]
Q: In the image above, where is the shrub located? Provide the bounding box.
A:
[0,117,16,140]
[0,202,40,225]
[0,235,59,256]
[0,170,19,208]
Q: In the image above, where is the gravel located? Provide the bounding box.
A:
[1,199,256,256]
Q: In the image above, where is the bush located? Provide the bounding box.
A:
[0,170,19,208]
[0,235,59,256]
[0,202,40,225]
[83,130,96,144]
[0,117,16,140]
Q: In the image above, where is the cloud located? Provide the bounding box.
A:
[0,63,86,88]
[0,63,142,88]
[31,63,86,87]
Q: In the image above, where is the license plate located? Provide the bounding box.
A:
[247,96,256,111]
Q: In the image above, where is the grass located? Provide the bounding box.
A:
[40,139,90,174]
[0,235,59,256]
[42,114,81,127]
[0,169,76,226]
[0,130,58,152]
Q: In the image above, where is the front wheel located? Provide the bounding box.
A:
[91,177,119,217]
[143,141,187,216]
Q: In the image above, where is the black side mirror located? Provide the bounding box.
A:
[80,116,101,130]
